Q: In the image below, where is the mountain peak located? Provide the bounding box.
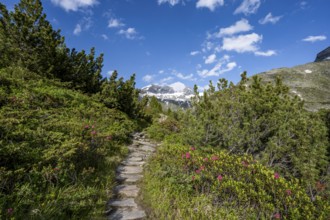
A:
[140,82,194,109]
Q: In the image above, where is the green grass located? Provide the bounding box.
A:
[256,61,330,111]
[0,67,137,219]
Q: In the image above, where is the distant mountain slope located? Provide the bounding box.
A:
[140,82,194,109]
[255,61,330,111]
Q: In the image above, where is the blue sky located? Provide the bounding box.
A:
[3,0,330,90]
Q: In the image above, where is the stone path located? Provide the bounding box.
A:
[107,132,157,220]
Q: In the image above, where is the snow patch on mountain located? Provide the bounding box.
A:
[140,82,194,108]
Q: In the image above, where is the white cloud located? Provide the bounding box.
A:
[302,35,327,43]
[190,51,200,56]
[159,70,165,74]
[198,55,236,77]
[222,33,262,53]
[205,54,217,64]
[259,13,282,25]
[158,0,181,6]
[143,74,154,82]
[234,0,261,15]
[108,18,125,28]
[160,76,174,83]
[51,0,98,11]
[73,24,82,35]
[73,16,92,36]
[175,72,194,80]
[196,0,224,11]
[101,34,108,40]
[202,41,215,52]
[254,50,277,56]
[118,28,138,40]
[217,19,253,37]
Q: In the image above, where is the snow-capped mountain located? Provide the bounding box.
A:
[140,82,194,108]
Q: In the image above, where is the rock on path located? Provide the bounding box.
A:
[107,132,157,220]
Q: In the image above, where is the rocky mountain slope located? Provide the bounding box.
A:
[140,82,194,109]
[255,61,330,111]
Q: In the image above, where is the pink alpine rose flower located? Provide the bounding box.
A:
[274,172,280,179]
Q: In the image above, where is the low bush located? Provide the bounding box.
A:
[0,67,136,218]
[142,144,330,219]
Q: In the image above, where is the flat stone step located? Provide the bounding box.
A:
[134,140,155,146]
[117,166,143,174]
[116,174,143,183]
[115,185,139,197]
[139,145,155,152]
[129,152,147,157]
[121,160,146,166]
[108,208,146,220]
[126,157,143,162]
[108,198,138,208]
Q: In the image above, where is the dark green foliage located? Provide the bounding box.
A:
[0,0,104,94]
[99,71,146,119]
[0,67,136,218]
[181,73,329,188]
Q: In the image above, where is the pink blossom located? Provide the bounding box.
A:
[200,165,205,171]
[92,125,95,129]
[204,158,208,162]
[274,213,281,219]
[186,152,191,159]
[106,135,112,140]
[211,155,219,161]
[190,146,196,151]
[84,125,89,129]
[54,167,59,171]
[195,169,201,174]
[91,130,97,135]
[217,175,223,181]
[286,189,292,196]
[7,208,13,215]
[274,172,280,179]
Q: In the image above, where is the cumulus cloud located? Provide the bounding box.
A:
[234,0,261,15]
[101,34,108,40]
[190,51,200,56]
[143,74,154,82]
[160,76,174,83]
[205,54,217,64]
[118,28,139,40]
[158,0,181,6]
[259,13,282,25]
[174,72,194,80]
[222,33,262,53]
[108,18,125,28]
[302,35,327,43]
[51,0,98,11]
[198,55,236,77]
[254,50,277,56]
[217,19,253,37]
[196,0,224,11]
[73,16,92,36]
[73,24,82,35]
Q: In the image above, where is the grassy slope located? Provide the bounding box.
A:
[255,61,330,111]
[0,67,136,219]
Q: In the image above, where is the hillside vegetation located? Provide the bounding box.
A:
[0,0,150,218]
[256,61,330,111]
[142,73,330,219]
